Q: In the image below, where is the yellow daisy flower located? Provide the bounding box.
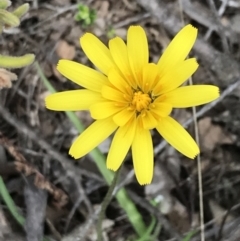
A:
[45,24,219,185]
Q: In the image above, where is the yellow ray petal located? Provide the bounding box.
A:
[108,68,133,94]
[107,117,136,170]
[80,33,115,75]
[127,26,149,86]
[90,101,124,119]
[141,111,158,129]
[132,123,153,185]
[157,25,197,76]
[69,118,118,159]
[154,58,199,95]
[158,85,219,108]
[45,90,102,111]
[142,63,159,93]
[156,116,199,158]
[57,60,108,92]
[150,102,172,118]
[108,37,135,86]
[102,85,128,103]
[113,108,135,126]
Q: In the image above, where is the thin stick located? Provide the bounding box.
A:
[192,100,205,241]
[188,77,205,241]
[97,168,121,241]
[178,1,205,240]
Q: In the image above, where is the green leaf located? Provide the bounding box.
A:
[0,9,19,27]
[0,54,35,68]
[0,0,11,9]
[12,3,29,19]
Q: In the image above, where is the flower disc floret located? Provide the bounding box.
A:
[132,91,151,112]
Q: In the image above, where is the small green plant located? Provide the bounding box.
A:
[74,4,96,27]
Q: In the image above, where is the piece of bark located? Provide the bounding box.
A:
[24,179,47,241]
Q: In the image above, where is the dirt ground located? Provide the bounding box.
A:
[1,0,240,240]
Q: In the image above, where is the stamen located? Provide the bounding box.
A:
[131,91,151,112]
[150,103,155,108]
[127,106,134,111]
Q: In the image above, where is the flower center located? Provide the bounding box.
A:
[132,91,151,112]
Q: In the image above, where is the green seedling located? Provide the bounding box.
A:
[74,3,96,27]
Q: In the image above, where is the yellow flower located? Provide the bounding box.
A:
[45,25,219,185]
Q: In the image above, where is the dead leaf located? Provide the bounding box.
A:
[209,199,234,225]
[0,68,17,89]
[168,199,192,233]
[98,1,109,18]
[52,64,66,82]
[199,117,233,151]
[38,91,50,109]
[56,40,75,60]
[145,147,180,197]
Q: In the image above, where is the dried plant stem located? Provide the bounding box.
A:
[97,168,121,241]
[178,1,205,240]
[191,101,205,241]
